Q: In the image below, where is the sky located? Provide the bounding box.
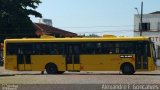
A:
[31,0,160,36]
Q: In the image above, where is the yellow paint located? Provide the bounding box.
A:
[148,44,156,71]
[80,54,135,71]
[3,40,6,68]
[4,37,150,43]
[5,55,17,71]
[31,55,66,71]
[40,35,55,38]
[103,35,116,38]
[25,64,32,71]
[148,57,156,71]
[67,64,80,71]
[18,64,25,71]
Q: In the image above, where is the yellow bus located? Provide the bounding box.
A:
[3,36,157,75]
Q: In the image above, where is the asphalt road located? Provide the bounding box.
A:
[1,67,160,90]
[0,67,160,84]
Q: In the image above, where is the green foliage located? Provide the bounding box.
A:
[78,34,100,37]
[0,0,42,40]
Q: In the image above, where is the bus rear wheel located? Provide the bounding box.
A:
[121,63,135,75]
[45,63,58,74]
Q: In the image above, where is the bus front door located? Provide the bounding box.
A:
[17,48,31,71]
[136,43,148,70]
[66,45,80,71]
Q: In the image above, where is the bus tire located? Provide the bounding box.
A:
[121,63,135,75]
[45,63,58,74]
[57,71,65,74]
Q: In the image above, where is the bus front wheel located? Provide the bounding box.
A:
[45,63,58,74]
[121,63,135,75]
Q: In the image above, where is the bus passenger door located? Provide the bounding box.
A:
[17,47,32,71]
[17,53,25,71]
[66,45,80,71]
[135,43,148,70]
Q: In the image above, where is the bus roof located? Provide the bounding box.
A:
[4,37,150,43]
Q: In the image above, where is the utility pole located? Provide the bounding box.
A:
[135,1,143,36]
[140,1,143,36]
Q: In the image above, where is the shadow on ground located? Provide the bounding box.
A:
[0,74,15,77]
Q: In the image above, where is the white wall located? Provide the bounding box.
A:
[134,14,160,31]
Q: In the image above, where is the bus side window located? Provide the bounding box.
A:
[6,44,17,55]
[103,42,116,54]
[80,43,96,54]
[24,44,33,54]
[32,43,38,54]
[80,43,87,54]
[17,48,22,54]
[48,43,65,55]
[118,42,135,54]
[34,44,41,55]
[96,43,102,54]
[17,44,24,54]
[86,43,93,54]
[84,43,93,54]
[59,44,65,54]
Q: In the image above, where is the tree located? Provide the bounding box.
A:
[0,0,42,41]
[88,34,100,37]
[78,34,100,37]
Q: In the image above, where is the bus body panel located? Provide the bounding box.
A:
[148,57,156,71]
[80,54,135,71]
[18,64,25,71]
[5,55,17,71]
[31,55,66,71]
[24,64,32,71]
[67,64,80,71]
[5,55,66,71]
[5,54,135,71]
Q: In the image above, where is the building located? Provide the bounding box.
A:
[34,23,77,37]
[35,19,77,37]
[134,11,160,58]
